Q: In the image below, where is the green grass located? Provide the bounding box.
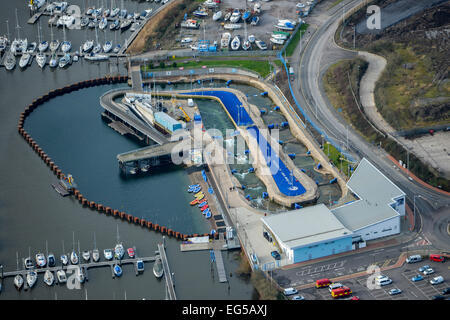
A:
[142,59,273,78]
[323,142,353,178]
[328,0,345,9]
[285,24,309,57]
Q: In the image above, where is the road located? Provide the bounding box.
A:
[288,0,450,252]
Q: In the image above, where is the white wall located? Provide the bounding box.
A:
[354,215,400,241]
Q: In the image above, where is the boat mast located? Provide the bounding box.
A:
[15,9,21,40]
[93,232,97,250]
[6,20,10,40]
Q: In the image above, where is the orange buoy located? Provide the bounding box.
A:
[154,224,159,231]
[97,204,103,212]
[134,217,140,224]
[113,209,119,216]
[120,211,125,219]
[146,221,152,229]
[105,207,111,214]
[161,226,167,234]
[127,214,132,222]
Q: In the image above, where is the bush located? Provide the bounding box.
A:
[159,61,165,68]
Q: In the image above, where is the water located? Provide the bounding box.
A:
[0,1,255,300]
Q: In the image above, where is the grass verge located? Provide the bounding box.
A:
[285,23,309,57]
[141,59,272,78]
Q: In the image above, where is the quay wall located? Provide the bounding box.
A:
[17,76,217,242]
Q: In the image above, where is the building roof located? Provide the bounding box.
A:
[261,204,353,250]
[331,158,405,231]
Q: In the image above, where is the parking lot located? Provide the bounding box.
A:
[176,0,304,51]
[296,258,450,300]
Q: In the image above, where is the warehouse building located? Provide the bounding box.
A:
[260,158,405,264]
[261,204,354,264]
[331,158,405,241]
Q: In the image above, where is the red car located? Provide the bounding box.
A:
[430,254,445,262]
[350,296,360,300]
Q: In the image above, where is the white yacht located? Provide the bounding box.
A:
[11,38,27,55]
[213,11,222,21]
[26,271,37,288]
[270,37,285,45]
[248,34,256,43]
[0,36,8,54]
[114,243,125,260]
[223,24,241,30]
[50,39,60,52]
[92,249,100,262]
[242,39,251,50]
[103,41,113,53]
[35,253,46,267]
[56,269,67,283]
[70,249,78,264]
[113,44,121,54]
[103,249,113,260]
[231,35,240,50]
[255,39,267,50]
[229,9,241,23]
[61,41,71,53]
[14,274,24,290]
[49,53,58,68]
[60,254,69,265]
[76,266,85,284]
[36,52,46,68]
[82,250,91,262]
[44,270,54,286]
[82,40,94,53]
[271,33,288,40]
[220,32,231,49]
[4,51,16,70]
[99,17,108,30]
[38,40,49,52]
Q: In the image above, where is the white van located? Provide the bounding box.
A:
[284,288,298,296]
[376,277,393,286]
[406,255,422,263]
[328,283,344,292]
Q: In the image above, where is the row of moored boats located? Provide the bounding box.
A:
[188,184,212,219]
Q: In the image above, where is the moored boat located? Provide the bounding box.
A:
[19,53,31,68]
[70,250,78,264]
[82,250,90,262]
[190,198,199,205]
[26,271,37,288]
[61,40,71,53]
[220,32,231,49]
[136,260,144,272]
[56,270,67,283]
[35,253,46,267]
[38,40,49,52]
[82,40,94,53]
[36,52,46,68]
[14,274,24,290]
[213,10,222,21]
[60,254,69,265]
[153,257,163,278]
[104,249,113,260]
[113,264,123,277]
[231,35,240,50]
[44,270,54,286]
[4,51,16,71]
[49,53,58,68]
[49,39,60,52]
[114,243,125,260]
[47,253,56,267]
[127,247,135,258]
[103,41,113,53]
[59,53,72,68]
[92,249,100,262]
[76,266,85,284]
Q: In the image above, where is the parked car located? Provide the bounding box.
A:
[430,254,446,263]
[411,274,424,282]
[350,296,360,300]
[389,288,402,295]
[419,265,431,272]
[406,255,422,263]
[284,287,298,296]
[271,251,281,260]
[423,268,435,275]
[292,295,305,300]
[441,287,450,295]
[432,295,446,300]
[430,276,444,285]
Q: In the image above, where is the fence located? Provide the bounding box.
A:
[277,17,356,162]
[140,66,262,81]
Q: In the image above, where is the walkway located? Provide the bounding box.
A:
[157,243,176,300]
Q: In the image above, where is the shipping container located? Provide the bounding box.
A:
[154,112,182,133]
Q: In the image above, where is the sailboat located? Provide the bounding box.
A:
[49,22,59,52]
[114,225,125,260]
[220,32,231,49]
[56,269,67,283]
[44,269,54,286]
[19,52,31,69]
[26,270,37,288]
[60,25,71,53]
[11,9,27,55]
[60,240,69,265]
[103,30,112,53]
[36,52,46,68]
[242,21,251,51]
[92,25,101,53]
[231,35,240,50]
[49,52,58,68]
[38,22,48,52]
[92,232,100,262]
[4,50,16,71]
[14,252,24,291]
[70,232,79,264]
[153,256,163,278]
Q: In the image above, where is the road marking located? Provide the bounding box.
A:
[410,291,418,298]
[381,259,392,268]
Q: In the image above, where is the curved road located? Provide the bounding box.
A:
[289,0,450,250]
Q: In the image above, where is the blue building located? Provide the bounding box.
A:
[261,204,354,264]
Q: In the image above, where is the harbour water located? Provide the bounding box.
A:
[0,1,255,300]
